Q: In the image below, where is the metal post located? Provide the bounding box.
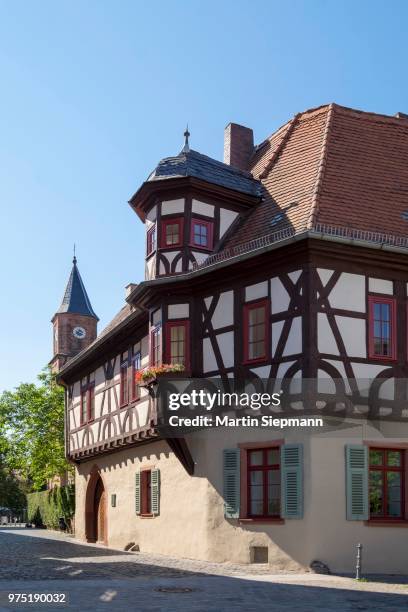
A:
[356,543,362,579]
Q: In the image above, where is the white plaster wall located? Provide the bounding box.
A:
[217,331,234,368]
[335,316,366,358]
[368,278,393,295]
[211,291,234,329]
[145,255,156,280]
[283,316,302,356]
[317,268,334,287]
[272,320,284,357]
[203,337,217,372]
[219,209,238,238]
[168,303,190,319]
[245,281,268,302]
[317,313,339,355]
[192,251,209,265]
[271,277,290,313]
[145,205,157,226]
[161,199,185,215]
[192,200,214,217]
[328,273,365,312]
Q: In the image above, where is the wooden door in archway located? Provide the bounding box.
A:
[94,477,106,543]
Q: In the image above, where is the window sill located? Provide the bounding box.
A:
[239,518,284,524]
[139,513,155,519]
[365,519,408,527]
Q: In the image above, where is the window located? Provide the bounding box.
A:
[80,382,95,425]
[150,326,162,366]
[141,470,152,515]
[243,300,269,363]
[165,321,189,368]
[80,387,88,425]
[146,225,156,256]
[131,351,141,401]
[368,296,396,360]
[369,448,404,519]
[88,385,95,421]
[120,359,129,406]
[161,218,183,248]
[247,448,280,518]
[191,218,213,250]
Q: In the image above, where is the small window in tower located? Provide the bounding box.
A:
[165,321,190,368]
[191,218,213,250]
[161,218,183,248]
[120,358,129,406]
[150,326,162,366]
[146,225,156,256]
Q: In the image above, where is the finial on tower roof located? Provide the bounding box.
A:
[73,243,77,265]
[182,124,190,153]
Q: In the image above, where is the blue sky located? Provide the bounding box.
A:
[1,0,407,392]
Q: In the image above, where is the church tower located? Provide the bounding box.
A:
[50,256,98,373]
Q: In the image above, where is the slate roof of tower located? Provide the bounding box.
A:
[57,259,98,319]
[223,103,408,251]
[147,148,262,197]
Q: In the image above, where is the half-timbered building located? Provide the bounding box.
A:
[54,105,408,573]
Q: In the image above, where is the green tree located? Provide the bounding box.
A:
[0,368,71,491]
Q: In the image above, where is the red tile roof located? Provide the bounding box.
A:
[225,103,408,249]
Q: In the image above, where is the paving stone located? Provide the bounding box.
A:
[0,527,407,611]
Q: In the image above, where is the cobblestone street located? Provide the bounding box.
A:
[0,528,407,611]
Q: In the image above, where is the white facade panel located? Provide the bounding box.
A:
[168,303,190,319]
[245,281,268,302]
[368,278,393,295]
[192,200,214,217]
[317,313,339,355]
[335,315,366,358]
[283,316,302,356]
[161,199,185,215]
[271,277,290,313]
[219,209,238,238]
[328,272,366,312]
[212,291,234,329]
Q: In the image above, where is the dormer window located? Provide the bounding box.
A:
[146,225,156,256]
[191,218,213,250]
[161,218,183,248]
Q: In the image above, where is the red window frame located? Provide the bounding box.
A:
[146,225,156,257]
[131,351,141,402]
[161,218,184,248]
[120,360,129,407]
[165,320,190,369]
[243,299,270,364]
[88,384,95,422]
[80,382,95,425]
[190,218,214,250]
[247,448,281,519]
[368,295,397,361]
[141,469,152,515]
[80,387,88,426]
[150,326,162,366]
[369,448,404,520]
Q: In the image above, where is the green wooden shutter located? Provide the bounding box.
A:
[281,444,303,519]
[151,468,160,516]
[346,445,368,520]
[223,449,240,518]
[135,471,141,515]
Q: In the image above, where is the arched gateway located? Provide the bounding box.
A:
[85,467,107,544]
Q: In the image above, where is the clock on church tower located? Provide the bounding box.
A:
[49,255,98,373]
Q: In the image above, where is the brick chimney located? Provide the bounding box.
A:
[224,123,254,171]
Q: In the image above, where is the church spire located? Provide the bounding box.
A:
[57,255,98,320]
